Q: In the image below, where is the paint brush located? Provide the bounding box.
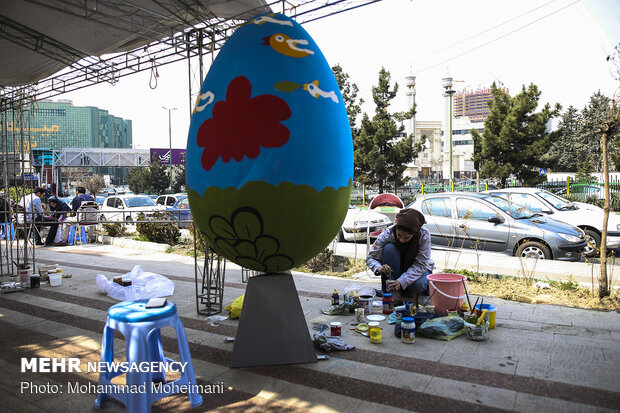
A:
[462,279,472,310]
[423,287,438,306]
[471,296,480,315]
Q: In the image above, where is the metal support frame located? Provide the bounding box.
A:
[1,105,37,277]
[194,233,227,316]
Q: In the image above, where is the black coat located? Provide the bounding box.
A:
[50,200,71,221]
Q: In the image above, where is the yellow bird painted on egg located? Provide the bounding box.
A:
[262,33,315,58]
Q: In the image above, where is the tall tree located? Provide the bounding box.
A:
[472,82,560,187]
[579,91,619,171]
[149,159,169,195]
[332,64,364,134]
[543,106,583,171]
[353,68,422,192]
[171,161,186,193]
[84,174,105,195]
[599,43,620,299]
[125,168,150,194]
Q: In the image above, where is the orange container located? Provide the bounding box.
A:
[427,273,467,316]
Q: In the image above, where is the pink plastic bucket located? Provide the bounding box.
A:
[427,273,467,316]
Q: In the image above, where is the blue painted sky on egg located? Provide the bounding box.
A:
[186,13,353,193]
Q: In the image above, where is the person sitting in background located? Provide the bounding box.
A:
[366,208,435,301]
[0,191,11,224]
[61,186,96,243]
[70,186,95,211]
[17,187,56,245]
[41,183,52,201]
[46,196,71,246]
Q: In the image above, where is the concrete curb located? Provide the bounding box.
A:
[101,235,170,252]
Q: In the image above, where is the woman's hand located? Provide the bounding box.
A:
[376,264,391,276]
[387,280,402,291]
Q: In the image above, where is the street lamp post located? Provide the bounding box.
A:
[162,106,177,190]
[442,78,455,189]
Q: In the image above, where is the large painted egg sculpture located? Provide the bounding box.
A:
[186,13,353,272]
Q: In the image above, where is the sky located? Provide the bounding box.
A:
[59,0,620,150]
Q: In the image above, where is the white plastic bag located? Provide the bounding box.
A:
[96,265,174,301]
[343,283,376,298]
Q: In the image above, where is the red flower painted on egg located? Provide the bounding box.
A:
[197,76,291,171]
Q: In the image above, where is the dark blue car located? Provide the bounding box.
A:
[166,196,192,228]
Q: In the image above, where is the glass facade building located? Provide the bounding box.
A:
[1,99,132,152]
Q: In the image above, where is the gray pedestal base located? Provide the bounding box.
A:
[230,272,317,368]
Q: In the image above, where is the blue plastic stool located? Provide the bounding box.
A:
[0,222,15,240]
[67,225,87,245]
[94,300,203,412]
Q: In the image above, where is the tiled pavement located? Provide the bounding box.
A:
[0,243,619,412]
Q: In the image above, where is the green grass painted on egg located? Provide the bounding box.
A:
[188,179,352,272]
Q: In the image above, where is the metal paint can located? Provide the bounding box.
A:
[329,322,341,336]
[359,295,373,314]
[30,274,40,288]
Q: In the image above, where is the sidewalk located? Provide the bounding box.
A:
[0,243,619,412]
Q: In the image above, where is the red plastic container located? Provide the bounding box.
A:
[427,273,467,316]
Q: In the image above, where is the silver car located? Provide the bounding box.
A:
[409,192,586,261]
[483,187,620,257]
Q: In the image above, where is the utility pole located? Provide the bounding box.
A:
[162,106,177,190]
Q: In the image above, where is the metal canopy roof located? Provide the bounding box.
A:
[0,0,271,88]
[0,0,383,109]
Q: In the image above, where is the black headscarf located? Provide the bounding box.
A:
[392,208,426,274]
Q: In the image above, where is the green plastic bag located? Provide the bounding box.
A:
[226,294,244,319]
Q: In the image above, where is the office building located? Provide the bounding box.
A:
[1,99,132,152]
[453,86,508,122]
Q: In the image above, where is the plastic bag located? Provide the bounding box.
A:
[417,315,466,341]
[96,265,174,301]
[226,294,244,319]
[343,283,376,298]
[205,315,228,326]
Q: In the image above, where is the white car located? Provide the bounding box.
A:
[483,187,620,257]
[338,205,392,242]
[156,193,187,206]
[100,195,167,224]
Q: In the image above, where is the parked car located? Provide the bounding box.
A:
[553,185,605,201]
[339,205,392,242]
[100,195,167,224]
[483,187,620,257]
[166,196,192,228]
[409,192,586,261]
[95,196,106,206]
[156,193,187,207]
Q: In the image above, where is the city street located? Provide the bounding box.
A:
[333,241,620,287]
